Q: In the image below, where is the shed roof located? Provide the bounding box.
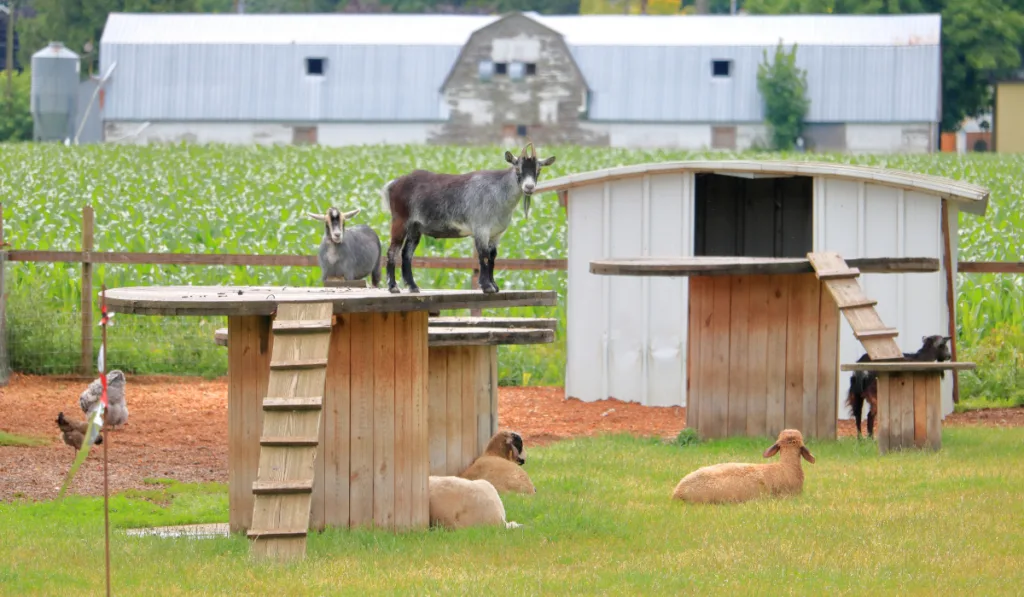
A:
[534,161,990,216]
[100,12,940,48]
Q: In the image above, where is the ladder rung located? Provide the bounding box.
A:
[269,358,328,370]
[854,328,899,339]
[252,480,314,495]
[260,436,319,447]
[262,396,323,411]
[246,528,308,539]
[837,298,878,309]
[272,319,333,333]
[817,268,861,280]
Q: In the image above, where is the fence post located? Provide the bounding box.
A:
[469,247,482,317]
[81,205,94,375]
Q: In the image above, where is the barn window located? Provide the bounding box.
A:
[305,57,326,76]
[711,59,732,78]
[479,60,495,81]
[509,61,526,81]
[525,63,537,76]
[693,173,813,258]
[516,124,528,137]
[494,62,508,75]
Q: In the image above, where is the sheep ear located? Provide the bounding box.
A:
[505,151,517,165]
[342,208,361,220]
[307,212,326,221]
[800,446,815,464]
[762,443,780,458]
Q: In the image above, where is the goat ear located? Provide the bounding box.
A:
[342,208,361,220]
[539,156,556,167]
[307,212,326,221]
[800,446,815,464]
[762,443,780,458]
[505,151,517,165]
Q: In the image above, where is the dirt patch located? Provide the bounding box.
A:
[2,373,1022,502]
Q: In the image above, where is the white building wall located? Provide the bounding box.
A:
[566,172,956,417]
[104,121,439,146]
[844,123,935,153]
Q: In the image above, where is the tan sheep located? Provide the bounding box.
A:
[459,429,536,495]
[671,429,816,504]
[428,475,521,530]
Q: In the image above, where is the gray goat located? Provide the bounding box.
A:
[380,143,555,294]
[307,206,382,287]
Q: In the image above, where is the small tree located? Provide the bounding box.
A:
[756,39,810,151]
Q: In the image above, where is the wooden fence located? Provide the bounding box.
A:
[0,204,1020,375]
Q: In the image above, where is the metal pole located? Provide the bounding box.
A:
[101,283,111,597]
[4,1,16,104]
[731,0,737,14]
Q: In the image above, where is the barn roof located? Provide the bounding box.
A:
[100,12,940,48]
[534,161,990,216]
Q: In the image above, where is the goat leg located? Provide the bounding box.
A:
[484,244,499,294]
[849,390,863,439]
[401,227,422,293]
[386,223,405,294]
[473,237,496,294]
[867,409,876,439]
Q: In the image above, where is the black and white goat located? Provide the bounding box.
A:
[307,206,382,287]
[846,334,952,439]
[379,143,556,294]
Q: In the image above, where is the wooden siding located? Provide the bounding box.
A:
[686,273,839,440]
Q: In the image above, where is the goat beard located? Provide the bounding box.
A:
[522,194,531,219]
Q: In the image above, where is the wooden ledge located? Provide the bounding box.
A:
[840,362,977,373]
[589,256,940,277]
[214,324,557,348]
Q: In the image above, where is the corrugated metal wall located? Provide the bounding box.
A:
[566,172,956,417]
[570,45,940,123]
[100,44,460,121]
[100,40,939,124]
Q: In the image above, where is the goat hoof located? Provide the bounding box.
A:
[408,286,421,294]
[388,286,401,294]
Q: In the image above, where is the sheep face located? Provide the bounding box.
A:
[507,431,526,465]
[762,429,815,463]
[483,430,527,465]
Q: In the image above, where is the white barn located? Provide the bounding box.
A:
[535,161,990,418]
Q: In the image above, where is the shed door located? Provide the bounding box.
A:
[693,173,813,257]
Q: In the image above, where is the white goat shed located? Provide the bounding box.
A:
[535,160,990,420]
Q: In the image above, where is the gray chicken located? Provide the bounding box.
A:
[79,369,129,429]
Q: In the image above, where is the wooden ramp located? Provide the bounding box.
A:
[247,302,333,561]
[807,252,903,361]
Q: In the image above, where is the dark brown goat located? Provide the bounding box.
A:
[379,143,555,294]
[846,334,952,439]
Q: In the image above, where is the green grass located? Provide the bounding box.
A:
[1,430,1022,595]
[0,431,49,447]
[1,144,1022,393]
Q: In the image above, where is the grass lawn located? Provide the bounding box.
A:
[1,429,1021,596]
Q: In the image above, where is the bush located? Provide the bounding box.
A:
[673,427,701,447]
[756,40,809,151]
[958,322,1024,408]
[0,69,32,142]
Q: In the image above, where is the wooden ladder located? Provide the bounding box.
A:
[807,252,903,361]
[247,302,334,561]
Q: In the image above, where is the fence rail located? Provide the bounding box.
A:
[0,203,1021,376]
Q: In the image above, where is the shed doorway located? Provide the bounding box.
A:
[693,173,813,257]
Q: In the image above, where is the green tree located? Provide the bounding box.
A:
[756,40,809,150]
[0,67,32,142]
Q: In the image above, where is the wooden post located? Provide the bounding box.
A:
[0,202,6,386]
[81,205,94,375]
[469,246,482,317]
[940,200,960,404]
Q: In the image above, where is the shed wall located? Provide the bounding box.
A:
[565,173,954,417]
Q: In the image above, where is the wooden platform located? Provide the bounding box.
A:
[840,362,976,454]
[102,285,556,549]
[211,316,557,527]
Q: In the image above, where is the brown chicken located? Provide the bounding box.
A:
[55,411,103,451]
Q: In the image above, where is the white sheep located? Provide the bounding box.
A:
[671,428,816,504]
[459,429,536,495]
[428,475,522,530]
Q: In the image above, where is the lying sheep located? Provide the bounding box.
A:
[671,429,815,504]
[428,475,521,530]
[459,430,536,495]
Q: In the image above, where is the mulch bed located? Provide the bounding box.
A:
[2,372,1022,502]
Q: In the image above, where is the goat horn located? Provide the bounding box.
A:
[307,212,326,221]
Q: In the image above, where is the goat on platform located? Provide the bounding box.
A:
[846,334,952,438]
[379,143,556,294]
[307,206,382,287]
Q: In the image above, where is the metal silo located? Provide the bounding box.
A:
[30,41,81,142]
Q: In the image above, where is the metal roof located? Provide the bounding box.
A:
[101,12,940,48]
[535,160,990,216]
